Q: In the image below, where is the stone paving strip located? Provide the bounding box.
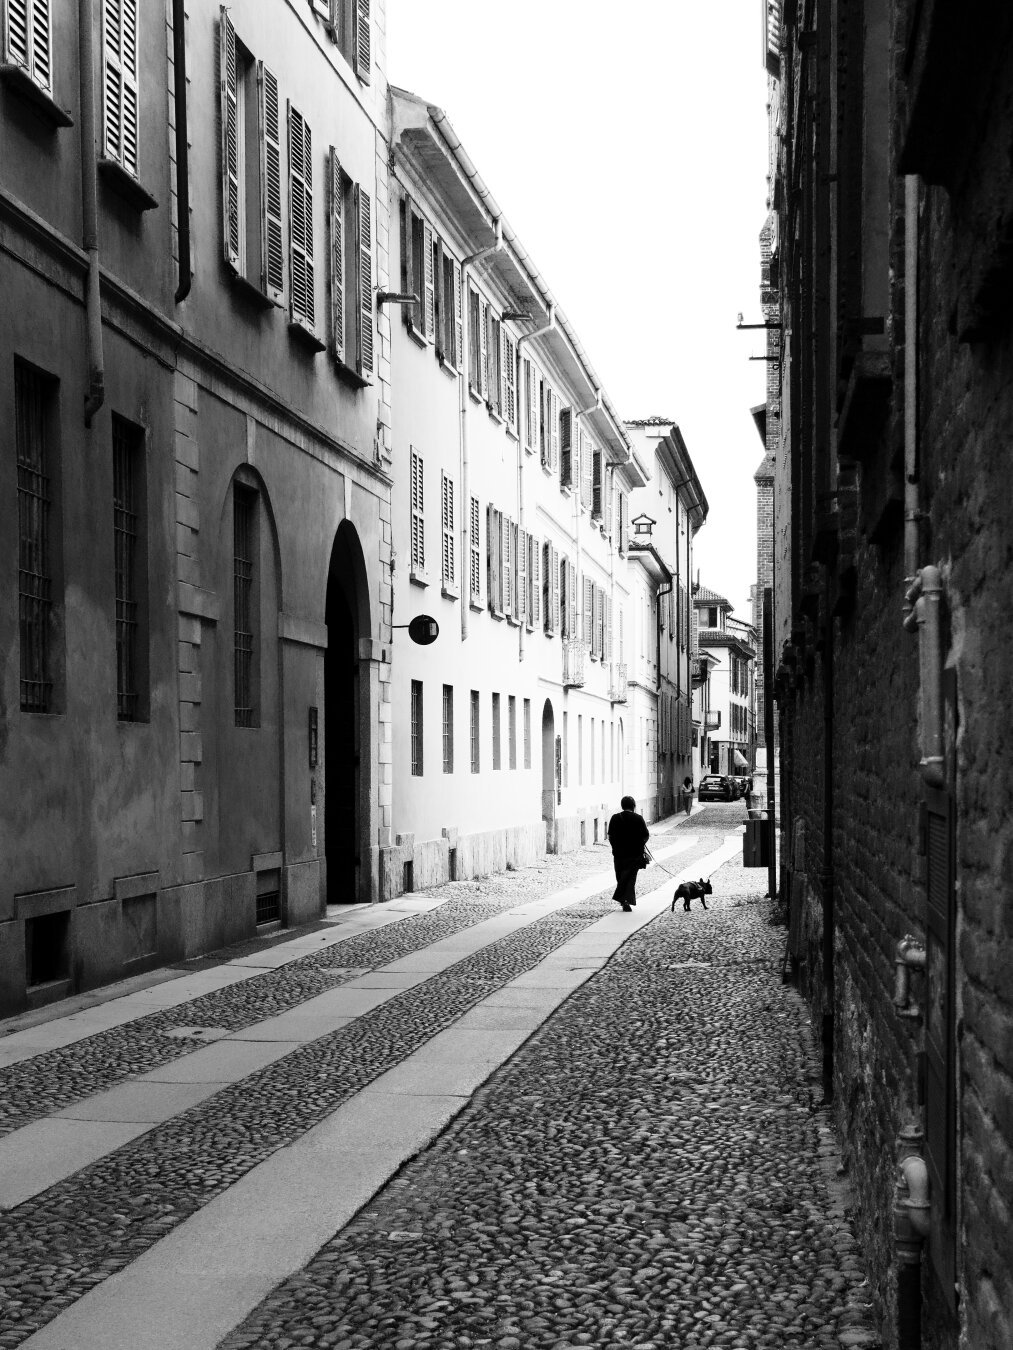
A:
[3,835,734,1349]
[0,835,702,1211]
[214,854,879,1350]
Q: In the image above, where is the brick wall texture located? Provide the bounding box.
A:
[767,6,1013,1349]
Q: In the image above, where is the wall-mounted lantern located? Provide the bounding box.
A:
[392,615,440,645]
[632,513,656,539]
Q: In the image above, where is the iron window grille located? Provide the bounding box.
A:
[113,417,141,719]
[16,362,54,713]
[442,683,453,773]
[492,692,501,770]
[411,679,423,775]
[470,690,479,773]
[523,697,531,769]
[508,694,517,770]
[233,485,257,726]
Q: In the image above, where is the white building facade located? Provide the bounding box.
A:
[384,90,652,897]
[692,587,756,777]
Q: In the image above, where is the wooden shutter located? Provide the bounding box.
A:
[606,595,612,662]
[104,0,139,177]
[288,103,315,329]
[219,9,240,268]
[328,148,344,363]
[489,317,502,416]
[581,431,593,509]
[354,183,373,377]
[550,544,561,633]
[468,286,481,395]
[503,515,513,615]
[410,449,424,572]
[453,264,463,371]
[592,449,603,518]
[487,505,501,613]
[528,361,539,454]
[442,472,455,588]
[502,333,516,426]
[470,496,481,602]
[479,298,489,400]
[528,532,541,628]
[353,0,370,83]
[400,196,414,331]
[549,390,560,471]
[583,575,593,651]
[516,526,527,623]
[560,408,572,486]
[605,477,613,538]
[261,67,285,301]
[5,0,53,93]
[434,238,446,360]
[423,220,435,340]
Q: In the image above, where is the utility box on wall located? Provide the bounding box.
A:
[743,818,769,867]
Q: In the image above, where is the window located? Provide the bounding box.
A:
[3,0,53,96]
[16,361,59,714]
[708,606,718,628]
[435,244,462,369]
[543,541,560,635]
[561,556,578,640]
[559,407,574,488]
[508,695,517,769]
[501,332,516,429]
[492,692,501,769]
[411,679,423,775]
[113,415,147,721]
[233,484,258,726]
[526,532,541,630]
[442,684,453,773]
[470,495,481,604]
[592,448,604,519]
[441,471,456,593]
[523,698,531,769]
[579,429,593,510]
[487,506,516,618]
[470,690,479,773]
[486,312,503,417]
[577,714,583,785]
[288,102,317,335]
[325,0,371,83]
[328,148,373,378]
[468,285,488,400]
[524,359,537,454]
[544,386,559,472]
[400,195,433,342]
[102,0,140,178]
[220,15,284,302]
[589,716,595,783]
[410,449,425,577]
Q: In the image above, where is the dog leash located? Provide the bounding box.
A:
[643,848,714,885]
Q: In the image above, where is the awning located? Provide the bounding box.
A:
[733,750,749,769]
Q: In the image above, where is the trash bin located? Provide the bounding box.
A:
[743,817,769,867]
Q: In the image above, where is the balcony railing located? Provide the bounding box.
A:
[609,662,628,703]
[705,710,722,730]
[562,637,585,687]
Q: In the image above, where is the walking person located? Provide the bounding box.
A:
[607,795,649,912]
[682,775,695,816]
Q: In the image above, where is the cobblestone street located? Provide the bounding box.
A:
[0,808,880,1349]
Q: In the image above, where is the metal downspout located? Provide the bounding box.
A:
[172,0,192,304]
[79,0,104,426]
[459,220,503,640]
[515,307,555,662]
[821,600,834,1101]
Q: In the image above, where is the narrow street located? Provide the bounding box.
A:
[0,808,879,1350]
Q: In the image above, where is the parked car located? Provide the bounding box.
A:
[698,774,736,802]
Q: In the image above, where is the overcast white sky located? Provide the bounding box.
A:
[386,1,771,621]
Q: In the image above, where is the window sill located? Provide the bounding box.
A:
[441,583,459,601]
[486,405,504,425]
[470,597,484,613]
[287,319,326,353]
[506,427,519,442]
[405,321,429,349]
[489,606,505,621]
[98,157,158,211]
[468,387,485,406]
[0,64,73,127]
[230,271,280,309]
[438,357,459,380]
[410,568,429,588]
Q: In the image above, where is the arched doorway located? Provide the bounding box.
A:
[541,699,555,823]
[325,522,368,903]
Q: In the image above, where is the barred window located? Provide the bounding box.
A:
[492,692,501,770]
[16,361,57,713]
[470,689,479,773]
[523,697,531,769]
[411,679,423,775]
[442,683,453,774]
[113,415,146,721]
[508,694,517,770]
[233,484,258,726]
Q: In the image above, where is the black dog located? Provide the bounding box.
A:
[671,878,713,913]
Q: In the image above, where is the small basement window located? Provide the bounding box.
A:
[26,910,70,987]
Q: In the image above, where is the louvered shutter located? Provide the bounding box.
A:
[353,0,370,83]
[400,197,414,331]
[583,576,593,651]
[442,473,455,588]
[468,287,480,395]
[528,362,539,454]
[489,318,502,416]
[581,432,593,509]
[104,0,139,177]
[502,333,516,426]
[470,496,481,602]
[5,0,53,92]
[560,408,572,486]
[453,265,463,370]
[479,299,489,400]
[487,505,500,613]
[529,532,541,628]
[606,595,613,663]
[551,545,561,633]
[549,390,560,471]
[516,526,527,623]
[288,104,315,329]
[434,238,445,360]
[423,220,435,340]
[503,515,513,616]
[538,378,547,464]
[354,183,373,377]
[567,558,578,639]
[619,607,624,660]
[328,148,344,362]
[410,450,424,572]
[261,67,285,301]
[219,9,240,267]
[592,450,603,518]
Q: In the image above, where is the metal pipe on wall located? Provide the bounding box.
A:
[172,0,192,304]
[79,0,105,426]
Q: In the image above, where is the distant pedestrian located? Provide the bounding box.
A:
[608,795,649,912]
[682,775,695,816]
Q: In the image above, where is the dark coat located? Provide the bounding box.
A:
[607,809,649,863]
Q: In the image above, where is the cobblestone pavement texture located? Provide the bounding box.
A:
[0,808,880,1349]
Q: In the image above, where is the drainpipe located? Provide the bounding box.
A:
[572,390,601,657]
[459,219,503,640]
[172,0,192,304]
[515,306,555,662]
[820,584,835,1101]
[657,577,673,817]
[894,1123,931,1350]
[79,0,105,426]
[902,174,920,621]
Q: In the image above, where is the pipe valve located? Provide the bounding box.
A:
[893,934,927,1019]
